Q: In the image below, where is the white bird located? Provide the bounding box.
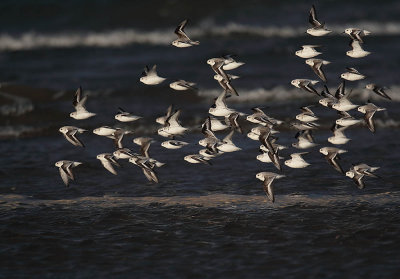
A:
[199,148,222,158]
[307,5,332,36]
[330,84,358,112]
[290,121,319,131]
[55,160,82,186]
[260,141,287,153]
[328,124,351,145]
[156,105,174,125]
[291,79,320,96]
[110,128,132,149]
[140,65,166,85]
[113,148,137,160]
[161,140,189,149]
[171,19,199,48]
[296,106,318,122]
[217,130,241,152]
[319,86,338,108]
[70,86,96,120]
[59,126,86,147]
[256,172,285,203]
[365,84,392,100]
[357,102,386,133]
[93,126,116,137]
[207,55,244,71]
[295,45,322,58]
[184,154,211,165]
[158,109,188,137]
[96,153,121,175]
[129,157,159,183]
[208,90,237,117]
[305,58,330,82]
[208,117,229,131]
[331,98,358,112]
[319,147,347,174]
[247,107,276,127]
[335,111,362,127]
[341,67,366,81]
[344,28,371,43]
[284,152,310,168]
[199,117,221,152]
[346,39,370,58]
[346,163,380,189]
[169,80,198,91]
[115,107,142,122]
[257,151,284,164]
[292,130,317,149]
[133,137,154,158]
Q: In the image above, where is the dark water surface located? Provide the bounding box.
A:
[1,0,400,278]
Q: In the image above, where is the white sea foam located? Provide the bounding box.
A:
[198,85,400,103]
[0,91,34,116]
[0,125,38,138]
[0,21,400,50]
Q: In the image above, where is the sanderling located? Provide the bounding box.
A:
[365,84,392,100]
[140,65,166,85]
[357,102,386,133]
[319,147,347,174]
[115,107,142,122]
[291,79,320,96]
[341,67,366,81]
[169,80,198,91]
[59,126,86,147]
[284,152,310,168]
[172,19,200,48]
[55,160,82,186]
[305,58,330,82]
[256,172,285,203]
[346,39,370,58]
[70,86,96,120]
[328,124,351,145]
[344,28,371,43]
[96,153,121,175]
[295,45,322,58]
[161,140,189,149]
[307,5,332,36]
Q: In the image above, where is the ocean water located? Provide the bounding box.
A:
[1,0,400,278]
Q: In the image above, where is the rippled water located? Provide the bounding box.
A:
[1,0,400,277]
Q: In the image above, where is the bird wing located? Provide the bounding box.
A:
[311,60,327,82]
[364,110,377,133]
[73,86,82,107]
[59,165,71,186]
[299,81,319,95]
[326,151,344,174]
[300,106,314,115]
[350,39,363,51]
[309,5,322,27]
[262,176,276,203]
[222,130,234,144]
[100,159,117,175]
[174,19,190,41]
[140,140,151,158]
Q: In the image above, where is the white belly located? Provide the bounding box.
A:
[217,143,241,153]
[284,159,309,168]
[328,136,350,145]
[141,76,166,85]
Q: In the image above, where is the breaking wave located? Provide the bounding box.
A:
[198,84,400,103]
[0,21,400,51]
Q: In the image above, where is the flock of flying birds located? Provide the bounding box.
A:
[55,6,392,202]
